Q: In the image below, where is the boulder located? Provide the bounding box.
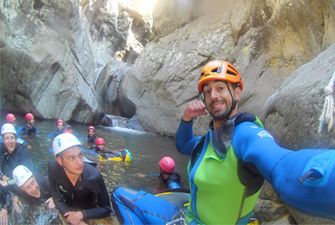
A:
[0,0,98,123]
[262,43,335,149]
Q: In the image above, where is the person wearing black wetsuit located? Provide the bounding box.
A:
[48,133,111,224]
[11,165,57,225]
[0,123,34,180]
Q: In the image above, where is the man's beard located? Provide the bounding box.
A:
[208,101,231,121]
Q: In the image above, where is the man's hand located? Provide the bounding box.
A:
[12,196,21,214]
[0,180,7,187]
[0,208,8,225]
[183,100,207,121]
[45,197,55,209]
[64,211,84,225]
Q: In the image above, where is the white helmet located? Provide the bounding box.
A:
[1,123,16,135]
[53,133,81,156]
[12,165,33,187]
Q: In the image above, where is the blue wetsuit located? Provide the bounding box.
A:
[176,113,335,220]
[17,125,38,135]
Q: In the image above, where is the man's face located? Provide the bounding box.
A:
[21,176,41,198]
[28,117,35,125]
[88,129,95,136]
[57,122,64,131]
[96,144,105,151]
[2,133,16,153]
[202,80,240,120]
[56,146,84,176]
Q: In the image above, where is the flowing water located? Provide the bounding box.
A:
[9,117,190,223]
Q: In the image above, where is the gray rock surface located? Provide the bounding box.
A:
[262,43,335,149]
[122,0,335,135]
[0,0,98,123]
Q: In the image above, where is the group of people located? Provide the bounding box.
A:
[1,59,334,225]
[0,114,113,225]
[0,112,180,225]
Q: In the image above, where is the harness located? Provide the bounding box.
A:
[190,112,264,197]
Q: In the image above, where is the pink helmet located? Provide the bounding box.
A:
[159,156,175,173]
[56,119,64,125]
[25,113,34,121]
[87,126,95,131]
[5,113,16,123]
[95,137,105,145]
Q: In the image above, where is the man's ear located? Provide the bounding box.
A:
[55,156,63,166]
[235,86,242,101]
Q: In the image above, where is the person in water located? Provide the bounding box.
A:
[47,119,65,140]
[17,113,38,135]
[8,165,58,225]
[86,126,96,149]
[0,123,34,183]
[158,156,182,190]
[48,133,111,225]
[11,165,54,209]
[2,113,26,146]
[4,113,16,126]
[175,60,335,224]
[95,137,129,161]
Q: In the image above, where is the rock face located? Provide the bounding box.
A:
[122,0,335,135]
[81,0,154,64]
[262,44,335,149]
[152,0,193,38]
[0,0,98,122]
[0,0,152,122]
[261,44,335,224]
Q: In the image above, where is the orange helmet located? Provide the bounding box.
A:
[198,60,243,92]
[95,137,105,145]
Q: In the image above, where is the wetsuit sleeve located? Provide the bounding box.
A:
[232,122,291,182]
[48,162,73,214]
[81,174,111,220]
[176,119,201,156]
[0,187,11,210]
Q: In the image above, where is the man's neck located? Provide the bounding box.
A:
[65,171,80,187]
[213,110,239,129]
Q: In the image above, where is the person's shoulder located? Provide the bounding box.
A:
[48,159,60,173]
[83,163,102,180]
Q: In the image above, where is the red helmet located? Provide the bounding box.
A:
[56,119,64,125]
[5,113,16,123]
[95,137,105,145]
[159,156,175,173]
[87,126,95,131]
[25,113,34,121]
